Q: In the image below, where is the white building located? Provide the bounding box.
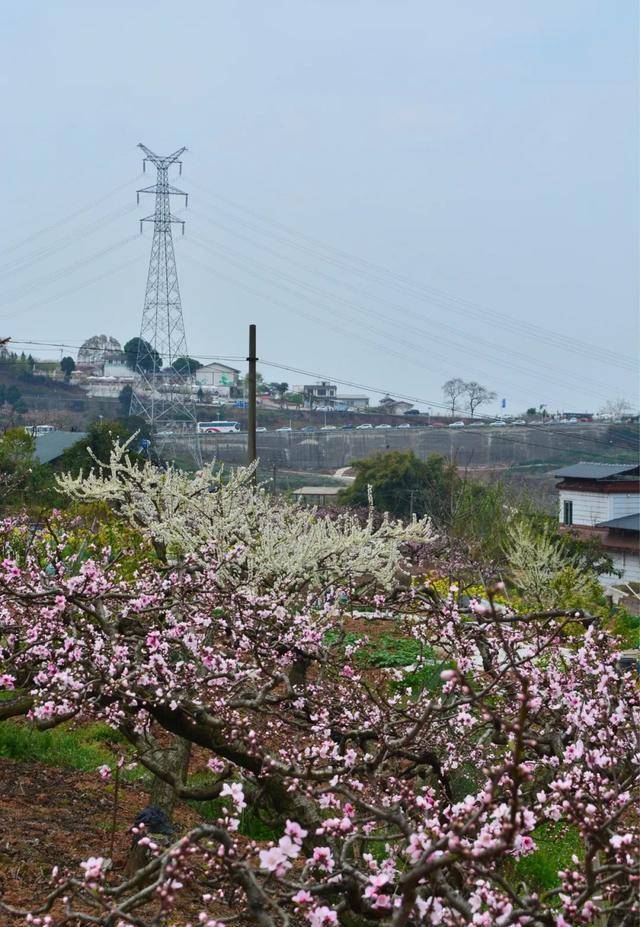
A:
[103,360,134,379]
[83,377,131,399]
[555,462,640,584]
[333,395,370,410]
[195,363,240,395]
[302,381,337,404]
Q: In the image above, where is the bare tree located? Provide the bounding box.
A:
[599,398,634,420]
[442,378,467,417]
[465,381,497,418]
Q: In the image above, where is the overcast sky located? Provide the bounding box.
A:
[0,1,637,414]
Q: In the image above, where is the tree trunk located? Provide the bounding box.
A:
[148,735,192,818]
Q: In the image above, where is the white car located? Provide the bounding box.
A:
[276,426,293,432]
[397,423,411,428]
[375,423,392,429]
[256,427,268,432]
[448,421,465,428]
[356,423,374,430]
[511,420,526,426]
[489,421,507,427]
[321,425,337,431]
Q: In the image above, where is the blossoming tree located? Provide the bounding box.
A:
[0,447,637,926]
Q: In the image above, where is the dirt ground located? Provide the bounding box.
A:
[0,756,204,924]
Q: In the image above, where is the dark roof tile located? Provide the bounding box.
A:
[554,462,639,480]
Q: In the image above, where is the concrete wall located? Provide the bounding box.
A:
[171,423,636,472]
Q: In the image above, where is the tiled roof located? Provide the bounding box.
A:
[554,462,639,479]
[597,513,640,531]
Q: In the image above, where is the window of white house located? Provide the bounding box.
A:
[563,500,573,526]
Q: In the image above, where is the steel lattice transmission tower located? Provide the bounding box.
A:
[129,143,196,430]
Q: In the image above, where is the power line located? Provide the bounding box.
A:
[184,174,637,371]
[183,226,616,404]
[0,250,145,322]
[0,235,139,309]
[0,175,141,260]
[0,203,138,279]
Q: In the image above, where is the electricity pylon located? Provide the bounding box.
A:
[129,144,197,431]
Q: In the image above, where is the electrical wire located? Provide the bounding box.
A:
[184,174,637,371]
[187,208,611,393]
[0,175,142,259]
[0,203,139,279]
[182,231,616,405]
[0,235,139,308]
[0,251,145,323]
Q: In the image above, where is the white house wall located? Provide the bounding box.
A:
[609,493,640,519]
[559,490,610,526]
[601,552,640,585]
[195,365,239,389]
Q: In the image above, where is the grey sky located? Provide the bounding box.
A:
[1,0,637,413]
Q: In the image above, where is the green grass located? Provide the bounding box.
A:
[186,774,279,840]
[361,634,422,668]
[513,822,582,892]
[325,630,450,695]
[0,720,114,771]
[0,720,141,780]
[325,631,423,668]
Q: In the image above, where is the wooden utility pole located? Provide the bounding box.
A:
[247,324,258,471]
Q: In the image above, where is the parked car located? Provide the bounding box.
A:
[489,421,506,427]
[397,422,411,429]
[256,426,268,432]
[448,421,465,428]
[341,424,355,430]
[356,423,374,429]
[321,425,337,431]
[511,420,526,426]
[375,423,392,429]
[276,426,293,432]
[301,426,317,432]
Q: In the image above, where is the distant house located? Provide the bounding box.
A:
[378,396,414,416]
[103,359,134,379]
[195,363,240,396]
[293,486,342,506]
[332,395,370,410]
[301,381,338,405]
[554,462,640,584]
